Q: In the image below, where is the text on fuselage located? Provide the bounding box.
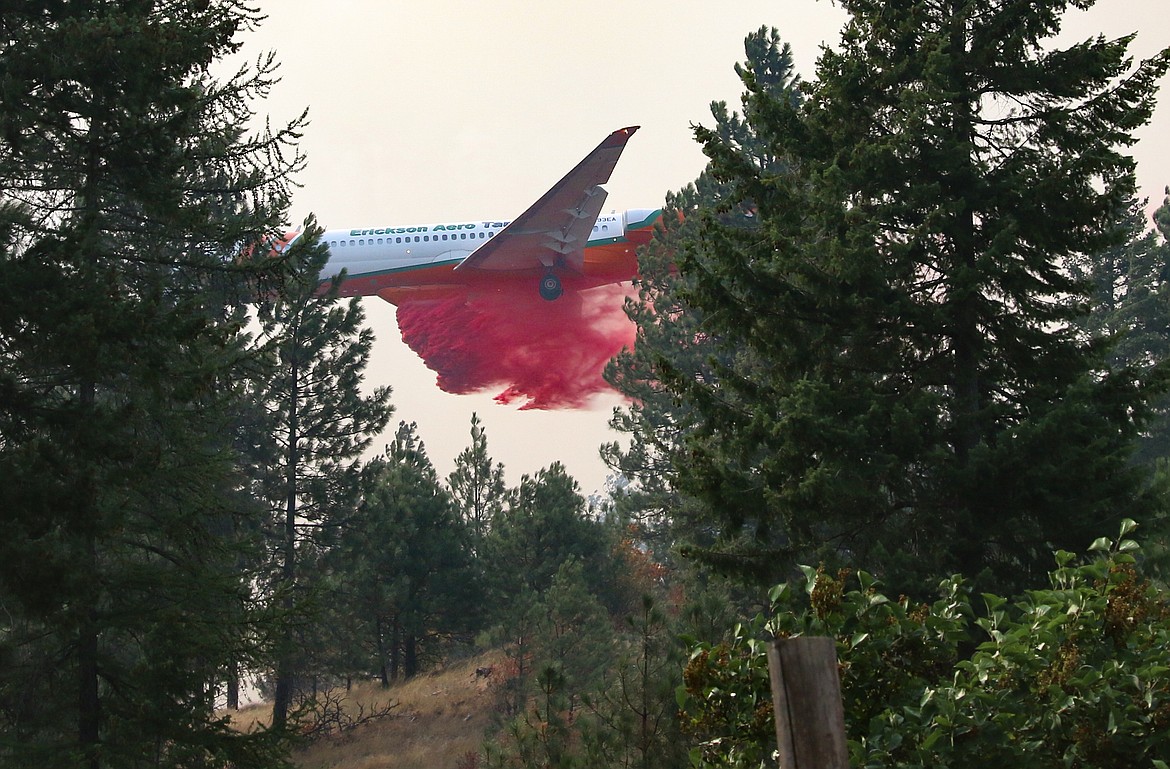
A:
[348,222,509,237]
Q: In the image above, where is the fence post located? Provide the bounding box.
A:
[766,637,848,769]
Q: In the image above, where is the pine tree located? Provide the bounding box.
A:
[249,230,393,728]
[579,595,687,769]
[1136,192,1170,486]
[1070,196,1170,466]
[447,412,507,543]
[661,2,1170,593]
[0,2,305,766]
[487,559,614,769]
[482,463,612,601]
[604,26,803,564]
[331,422,480,684]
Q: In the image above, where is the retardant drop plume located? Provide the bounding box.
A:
[395,283,635,410]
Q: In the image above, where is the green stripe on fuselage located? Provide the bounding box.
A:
[626,209,662,230]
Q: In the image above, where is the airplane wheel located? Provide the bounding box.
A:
[539,273,563,301]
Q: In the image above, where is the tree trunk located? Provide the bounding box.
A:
[226,664,240,711]
[947,7,982,469]
[376,615,390,687]
[78,370,100,769]
[404,633,417,679]
[79,597,100,769]
[271,671,292,730]
[272,355,301,730]
[390,614,400,682]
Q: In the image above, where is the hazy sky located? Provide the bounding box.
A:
[245,1,1170,495]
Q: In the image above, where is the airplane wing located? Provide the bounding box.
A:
[454,126,639,275]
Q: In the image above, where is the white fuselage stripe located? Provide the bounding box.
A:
[319,211,630,281]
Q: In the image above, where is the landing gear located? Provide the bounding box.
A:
[539,272,563,301]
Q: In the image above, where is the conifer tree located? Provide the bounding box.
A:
[331,422,480,684]
[0,2,305,766]
[579,594,688,769]
[248,232,393,728]
[486,559,614,769]
[605,26,802,560]
[448,412,507,543]
[482,462,612,601]
[1070,195,1170,466]
[1146,194,1170,472]
[656,3,1170,592]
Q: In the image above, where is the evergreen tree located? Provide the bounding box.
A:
[656,2,1170,593]
[604,26,802,560]
[528,559,613,704]
[0,2,305,766]
[482,462,612,603]
[478,462,616,719]
[332,422,480,684]
[1070,196,1170,466]
[447,412,507,543]
[249,233,393,728]
[485,550,690,769]
[1158,189,1170,241]
[1151,196,1170,474]
[579,594,688,769]
[502,561,614,769]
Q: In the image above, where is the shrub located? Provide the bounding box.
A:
[680,520,1170,768]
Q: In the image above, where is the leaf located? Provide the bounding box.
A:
[921,729,943,750]
[1089,536,1112,552]
[798,564,818,594]
[983,593,1008,612]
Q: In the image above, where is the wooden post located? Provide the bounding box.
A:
[766,637,848,769]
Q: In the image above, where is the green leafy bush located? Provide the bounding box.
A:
[680,520,1170,768]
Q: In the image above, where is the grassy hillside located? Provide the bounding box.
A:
[228,654,501,769]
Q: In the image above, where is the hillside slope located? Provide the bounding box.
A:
[231,654,500,769]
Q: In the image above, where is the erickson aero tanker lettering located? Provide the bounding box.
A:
[295,127,660,304]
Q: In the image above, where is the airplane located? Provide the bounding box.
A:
[305,126,661,304]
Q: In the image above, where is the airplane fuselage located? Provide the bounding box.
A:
[318,207,661,304]
[298,127,652,304]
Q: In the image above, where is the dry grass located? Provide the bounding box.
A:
[227,653,502,769]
